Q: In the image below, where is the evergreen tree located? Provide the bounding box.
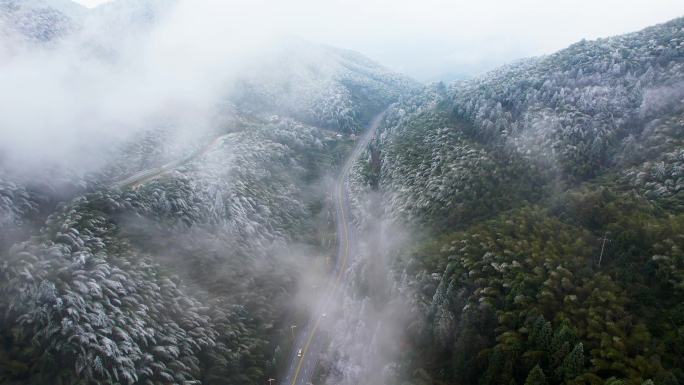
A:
[480,347,509,385]
[529,317,553,352]
[524,365,547,385]
[550,322,577,368]
[559,343,584,381]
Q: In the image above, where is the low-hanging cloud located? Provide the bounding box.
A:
[3,0,683,177]
[0,0,287,176]
[72,0,684,82]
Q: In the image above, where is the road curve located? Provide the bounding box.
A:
[281,111,385,385]
[110,134,229,190]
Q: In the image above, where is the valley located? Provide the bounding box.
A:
[0,2,683,385]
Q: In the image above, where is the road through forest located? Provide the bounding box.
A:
[281,111,385,385]
[111,134,229,189]
[109,112,385,385]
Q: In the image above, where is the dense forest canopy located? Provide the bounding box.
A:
[1,2,683,385]
[352,16,684,385]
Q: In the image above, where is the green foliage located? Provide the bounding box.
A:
[374,16,684,385]
[394,195,683,385]
[525,365,548,385]
[560,343,584,382]
[378,87,545,230]
[0,116,356,384]
[530,317,553,353]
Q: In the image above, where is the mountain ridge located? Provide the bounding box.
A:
[345,15,684,385]
[1,6,683,385]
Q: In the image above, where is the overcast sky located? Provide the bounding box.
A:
[68,0,684,81]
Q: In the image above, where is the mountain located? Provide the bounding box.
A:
[231,40,417,133]
[0,116,351,385]
[0,81,405,385]
[0,0,85,44]
[348,16,684,385]
[2,2,684,385]
[0,2,416,385]
[0,0,415,133]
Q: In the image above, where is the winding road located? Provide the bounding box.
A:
[109,112,385,385]
[281,111,385,385]
[111,134,229,189]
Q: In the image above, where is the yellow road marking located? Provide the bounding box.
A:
[290,169,351,385]
[286,112,383,384]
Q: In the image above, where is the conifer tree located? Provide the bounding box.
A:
[529,317,553,352]
[524,365,547,385]
[559,343,584,381]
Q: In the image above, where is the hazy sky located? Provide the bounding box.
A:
[63,0,684,80]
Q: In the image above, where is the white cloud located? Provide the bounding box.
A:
[73,0,112,8]
[2,0,682,176]
[279,0,684,80]
[68,0,684,80]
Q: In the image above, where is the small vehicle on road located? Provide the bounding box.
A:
[297,349,302,358]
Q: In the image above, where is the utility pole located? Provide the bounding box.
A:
[290,324,297,339]
[598,231,611,268]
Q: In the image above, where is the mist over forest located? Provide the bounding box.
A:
[1,1,684,385]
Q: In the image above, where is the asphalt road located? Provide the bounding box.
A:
[109,114,386,385]
[281,111,385,385]
[110,134,228,189]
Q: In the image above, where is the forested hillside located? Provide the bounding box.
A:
[354,17,684,385]
[2,1,684,384]
[231,41,417,133]
[0,1,414,383]
[0,115,352,385]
